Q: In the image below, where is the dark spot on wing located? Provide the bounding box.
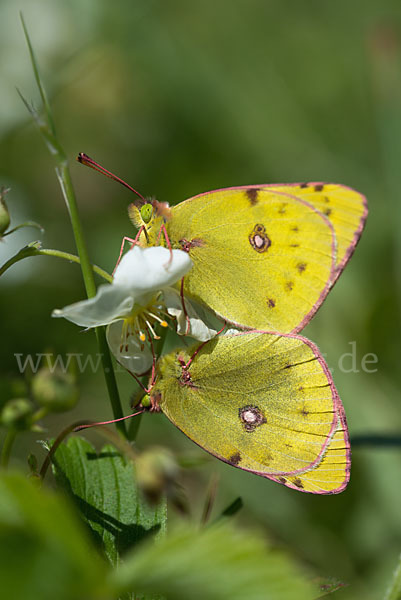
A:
[179,238,205,252]
[229,452,241,465]
[278,476,287,484]
[289,243,299,248]
[324,208,332,216]
[264,452,272,464]
[278,202,287,214]
[291,226,299,232]
[297,262,307,273]
[249,224,271,253]
[239,405,267,432]
[300,182,309,189]
[285,281,294,291]
[246,188,260,205]
[293,477,304,489]
[267,298,276,308]
[314,184,324,191]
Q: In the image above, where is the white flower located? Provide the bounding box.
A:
[52,246,219,374]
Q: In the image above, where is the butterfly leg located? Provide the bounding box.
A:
[112,227,145,275]
[157,223,174,267]
[180,277,191,335]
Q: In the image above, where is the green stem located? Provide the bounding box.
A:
[127,411,143,442]
[3,220,44,236]
[0,245,112,282]
[384,554,401,600]
[126,325,169,442]
[57,166,126,436]
[40,249,113,282]
[1,430,17,468]
[21,18,126,437]
[55,165,96,297]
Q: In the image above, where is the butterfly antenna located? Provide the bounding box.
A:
[77,153,146,204]
[74,409,146,432]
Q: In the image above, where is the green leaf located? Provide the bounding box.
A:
[52,436,167,567]
[0,241,42,277]
[112,523,316,600]
[0,471,108,600]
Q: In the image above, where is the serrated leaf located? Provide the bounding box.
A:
[0,471,108,600]
[112,523,317,600]
[52,436,167,568]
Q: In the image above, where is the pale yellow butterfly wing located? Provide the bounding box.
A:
[269,408,350,493]
[266,183,367,281]
[167,188,336,332]
[153,331,349,494]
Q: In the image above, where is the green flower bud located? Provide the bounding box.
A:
[1,398,34,430]
[135,446,178,504]
[31,368,79,413]
[0,188,10,235]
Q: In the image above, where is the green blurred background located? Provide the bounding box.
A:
[1,1,401,597]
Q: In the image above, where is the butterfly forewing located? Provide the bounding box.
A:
[168,188,336,333]
[155,332,349,493]
[265,183,367,282]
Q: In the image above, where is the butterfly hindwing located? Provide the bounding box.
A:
[269,407,350,494]
[167,188,336,333]
[154,331,350,494]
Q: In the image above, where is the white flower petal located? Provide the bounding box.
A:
[106,321,153,374]
[52,285,134,328]
[113,246,192,294]
[163,288,221,342]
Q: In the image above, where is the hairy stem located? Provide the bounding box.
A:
[21,16,126,436]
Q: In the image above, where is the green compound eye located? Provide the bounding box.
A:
[140,203,153,224]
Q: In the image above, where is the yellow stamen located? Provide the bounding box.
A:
[146,320,160,340]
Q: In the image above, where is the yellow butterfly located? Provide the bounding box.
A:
[78,154,367,334]
[139,330,350,494]
[130,183,366,333]
[76,155,364,493]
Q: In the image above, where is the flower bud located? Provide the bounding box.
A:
[31,368,79,413]
[135,446,179,504]
[0,188,10,235]
[1,398,34,430]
